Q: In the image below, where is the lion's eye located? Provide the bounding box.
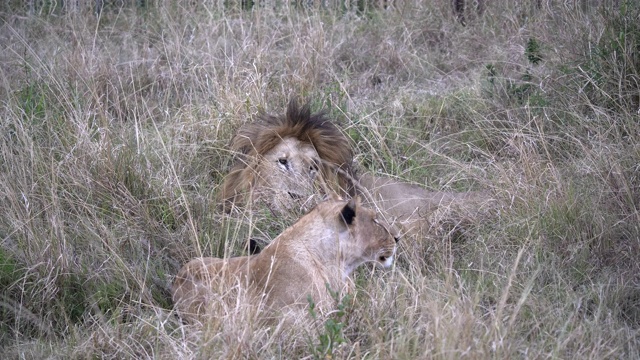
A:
[277,158,290,171]
[310,158,320,172]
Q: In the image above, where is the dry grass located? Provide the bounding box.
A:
[1,1,639,358]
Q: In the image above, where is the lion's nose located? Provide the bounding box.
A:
[308,159,319,179]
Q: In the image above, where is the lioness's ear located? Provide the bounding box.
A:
[248,239,262,255]
[340,198,357,225]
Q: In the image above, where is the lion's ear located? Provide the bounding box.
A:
[340,198,357,226]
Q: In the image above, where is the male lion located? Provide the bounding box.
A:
[220,100,355,215]
[220,99,494,240]
[172,196,398,322]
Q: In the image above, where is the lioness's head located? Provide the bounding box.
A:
[220,100,355,214]
[313,196,400,276]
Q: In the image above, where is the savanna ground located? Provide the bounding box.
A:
[0,0,639,358]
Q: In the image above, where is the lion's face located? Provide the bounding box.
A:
[253,137,323,214]
[219,100,355,215]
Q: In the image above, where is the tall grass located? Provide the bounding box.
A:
[1,1,638,358]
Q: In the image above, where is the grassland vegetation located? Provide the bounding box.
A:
[0,0,639,358]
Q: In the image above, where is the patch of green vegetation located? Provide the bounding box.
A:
[149,269,173,310]
[580,2,640,114]
[306,285,352,360]
[92,280,127,317]
[482,35,548,110]
[0,250,26,344]
[483,64,546,108]
[56,273,89,325]
[147,195,179,231]
[14,81,75,156]
[0,248,22,288]
[16,82,47,123]
[615,286,640,329]
[526,37,543,65]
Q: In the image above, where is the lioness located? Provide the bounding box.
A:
[172,196,398,322]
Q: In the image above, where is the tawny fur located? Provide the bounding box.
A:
[220,99,355,212]
[172,196,398,322]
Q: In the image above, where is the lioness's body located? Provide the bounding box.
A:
[172,197,398,321]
